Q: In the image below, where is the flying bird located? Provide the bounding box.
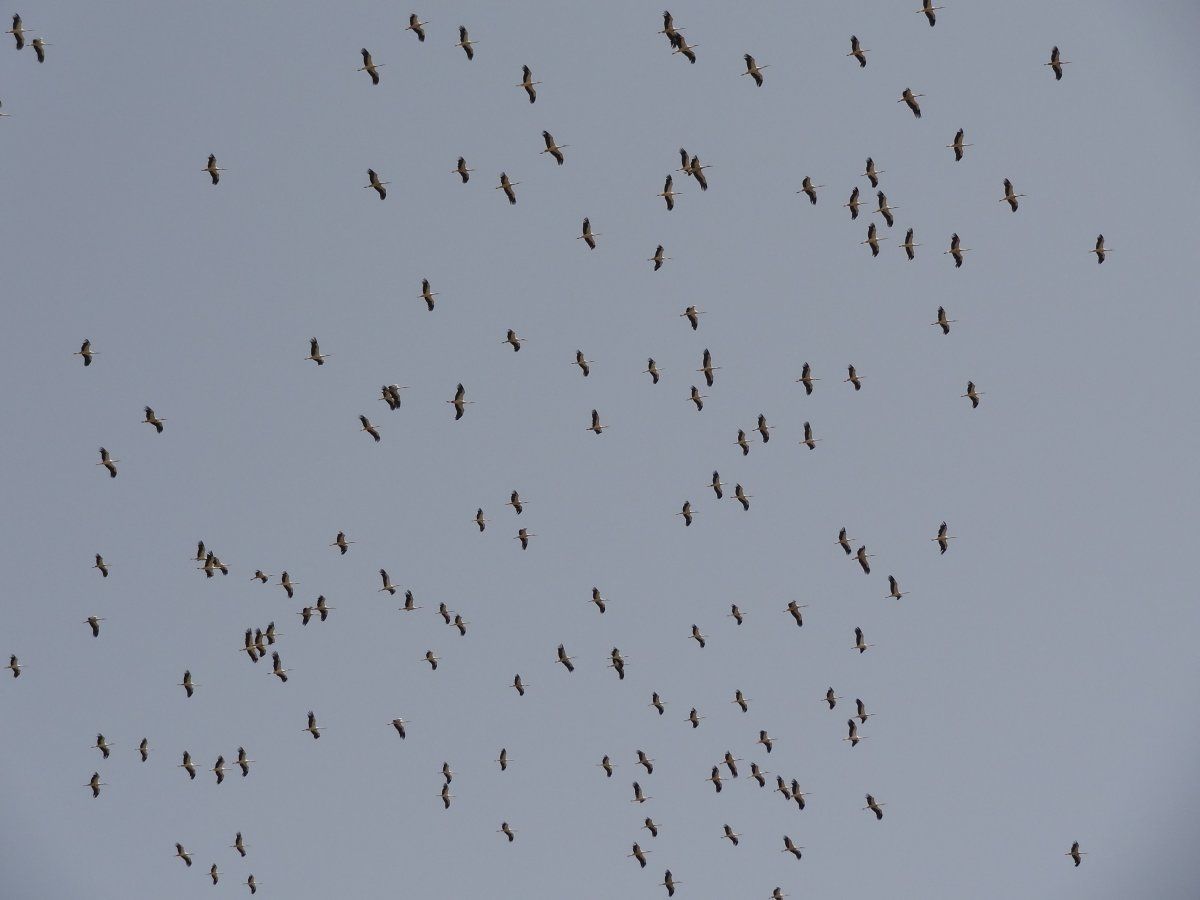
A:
[798,176,823,205]
[855,699,872,723]
[1047,46,1070,80]
[783,836,804,859]
[946,232,969,267]
[1001,178,1026,212]
[31,36,46,63]
[357,48,383,84]
[918,0,943,26]
[837,527,854,555]
[455,25,476,60]
[447,383,472,420]
[175,843,192,867]
[331,531,353,555]
[74,338,97,366]
[633,781,651,803]
[421,279,438,310]
[578,218,598,249]
[736,429,750,456]
[278,571,297,598]
[689,155,709,190]
[865,157,884,187]
[84,615,105,638]
[406,14,427,42]
[93,554,110,577]
[97,447,119,478]
[728,603,744,625]
[800,421,819,451]
[518,65,539,102]
[948,128,972,161]
[758,730,775,753]
[854,627,873,653]
[710,471,724,499]
[1091,234,1111,263]
[203,154,224,185]
[732,689,750,712]
[499,822,516,842]
[845,365,864,390]
[707,766,723,793]
[305,337,329,365]
[742,53,768,86]
[179,670,197,698]
[142,406,165,433]
[658,174,680,210]
[662,870,681,897]
[359,415,381,442]
[733,484,751,510]
[515,528,535,549]
[365,168,388,199]
[690,624,707,648]
[887,575,908,599]
[900,228,921,260]
[557,644,575,673]
[900,87,924,117]
[785,600,806,626]
[855,545,873,574]
[474,509,487,532]
[864,794,885,820]
[848,35,868,67]
[699,348,719,386]
[862,222,884,256]
[541,130,567,165]
[232,832,247,858]
[7,655,21,678]
[453,157,472,183]
[963,381,983,408]
[672,33,698,64]
[722,824,741,846]
[305,711,322,739]
[588,409,607,434]
[689,385,706,411]
[682,305,704,330]
[7,14,25,50]
[591,587,607,614]
[629,843,650,868]
[271,651,289,682]
[497,172,518,204]
[845,719,864,747]
[796,362,819,394]
[845,186,862,219]
[687,707,704,728]
[179,751,197,779]
[650,692,666,715]
[649,245,669,270]
[875,191,897,227]
[1067,841,1087,866]
[678,501,695,526]
[825,687,840,710]
[645,358,662,384]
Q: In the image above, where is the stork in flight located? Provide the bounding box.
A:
[677,500,695,526]
[933,306,955,334]
[854,626,873,653]
[682,305,704,330]
[797,361,819,394]
[864,794,886,819]
[887,575,908,599]
[305,337,330,365]
[447,383,472,420]
[856,545,873,574]
[588,409,607,434]
[659,174,681,210]
[865,157,884,187]
[844,719,865,747]
[453,157,472,183]
[1047,46,1070,80]
[579,217,599,249]
[798,176,824,205]
[917,0,943,26]
[406,14,428,42]
[800,421,819,450]
[648,245,669,270]
[698,348,719,386]
[837,527,854,555]
[672,33,698,64]
[7,14,25,50]
[204,154,224,185]
[497,172,518,204]
[946,232,969,267]
[365,168,388,200]
[934,520,956,553]
[1001,178,1026,212]
[74,338,97,366]
[357,48,383,84]
[455,25,476,60]
[359,415,381,442]
[518,65,539,103]
[848,35,868,67]
[541,130,567,165]
[742,53,768,86]
[863,222,885,256]
[962,381,983,408]
[875,191,898,227]
[143,406,165,433]
[1090,234,1111,263]
[845,186,861,219]
[97,447,119,478]
[948,128,972,161]
[901,228,920,260]
[900,87,924,118]
[845,364,864,390]
[1066,841,1087,866]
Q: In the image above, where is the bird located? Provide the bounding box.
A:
[505,491,526,515]
[557,644,575,673]
[837,528,854,555]
[97,447,119,478]
[175,843,193,867]
[772,890,788,900]
[783,836,804,859]
[678,500,696,526]
[753,413,773,442]
[933,306,955,334]
[722,824,741,846]
[246,874,259,894]
[629,843,651,868]
[845,186,862,219]
[854,627,873,653]
[454,25,475,60]
[824,687,839,710]
[74,338,98,366]
[1067,841,1087,866]
[141,405,166,433]
[213,755,228,784]
[750,762,768,787]
[424,650,440,670]
[203,154,224,185]
[579,217,599,249]
[179,670,197,698]
[709,471,724,500]
[209,864,222,885]
[305,336,330,365]
[934,520,955,554]
[304,711,322,739]
[690,624,707,648]
[406,14,428,42]
[864,794,885,820]
[844,718,866,748]
[441,761,454,784]
[736,429,750,456]
[865,157,884,187]
[138,739,152,761]
[845,364,864,391]
[723,751,741,777]
[689,385,706,411]
[672,33,698,64]
[518,64,539,102]
[452,614,468,636]
[758,730,775,753]
[856,699,872,723]
[658,174,680,210]
[946,232,969,267]
[231,832,247,858]
[421,278,438,310]
[875,191,897,227]
[742,53,768,86]
[236,747,254,777]
[707,766,723,793]
[848,35,869,67]
[474,509,487,532]
[271,652,289,682]
[633,781,651,803]
[599,755,615,777]
[453,157,473,183]
[390,718,408,739]
[447,383,472,420]
[855,545,873,574]
[588,409,607,434]
[963,381,983,408]
[947,128,972,161]
[590,587,607,614]
[687,707,704,728]
[645,358,663,384]
[728,603,744,625]
[179,751,197,780]
[437,603,452,625]
[574,350,593,375]
[682,305,704,330]
[1047,46,1070,81]
[497,172,518,204]
[798,176,823,205]
[331,531,353,555]
[95,734,113,759]
[365,168,388,200]
[785,600,806,627]
[1091,234,1111,263]
[918,0,943,26]
[1001,178,1026,212]
[499,822,516,842]
[279,572,297,598]
[800,421,820,451]
[515,527,535,549]
[689,154,709,190]
[699,348,719,387]
[863,222,884,256]
[30,36,46,63]
[900,87,923,118]
[659,10,680,45]
[92,553,112,578]
[732,484,752,510]
[636,750,654,773]
[651,692,666,715]
[649,245,669,270]
[357,48,383,84]
[252,569,270,584]
[497,748,509,771]
[796,362,819,395]
[359,415,381,442]
[733,689,750,712]
[662,870,681,896]
[87,772,106,798]
[887,575,908,599]
[541,130,567,165]
[677,147,692,174]
[7,14,25,50]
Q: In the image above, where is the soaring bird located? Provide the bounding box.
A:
[499,822,516,842]
[400,590,421,613]
[783,836,804,859]
[710,471,724,499]
[722,824,741,846]
[590,587,607,614]
[799,176,823,205]
[505,490,526,515]
[85,615,105,637]
[649,245,669,270]
[135,738,150,762]
[732,689,750,712]
[689,385,706,411]
[636,749,653,772]
[474,509,487,532]
[796,362,819,395]
[448,383,472,419]
[689,155,709,190]
[707,766,723,793]
[1047,46,1070,81]
[854,627,873,653]
[837,527,854,555]
[932,306,955,334]
[690,624,707,648]
[86,772,105,798]
[203,154,223,185]
[213,755,228,784]
[579,218,598,249]
[785,600,806,626]
[900,87,923,118]
[8,655,21,678]
[672,33,698,64]
[246,874,259,894]
[179,751,197,779]
[662,869,681,897]
[142,406,165,433]
[1001,178,1026,212]
[358,48,383,84]
[209,864,221,885]
[1067,841,1087,866]
[518,65,539,102]
[645,358,663,384]
[440,784,454,808]
[699,348,719,386]
[855,699,872,723]
[541,130,566,165]
[855,545,873,574]
[863,222,884,256]
[682,305,704,330]
[825,687,839,710]
[948,128,972,161]
[599,755,615,777]
[918,0,943,26]
[629,843,650,868]
[750,762,768,786]
[359,415,381,442]
[887,575,908,599]
[406,14,427,42]
[845,186,862,219]
[660,11,680,46]
[659,174,680,210]
[453,157,472,183]
[236,747,254,777]
[1091,234,1111,264]
[845,719,864,747]
[305,710,322,739]
[875,191,897,227]
[515,528,535,550]
[421,278,438,310]
[179,670,197,698]
[232,832,247,857]
[678,501,695,526]
[650,692,666,715]
[845,364,863,391]
[728,603,744,625]
[74,338,97,366]
[901,228,920,260]
[175,843,193,867]
[390,718,408,738]
[800,421,819,451]
[687,707,704,728]
[497,172,518,204]
[7,14,25,50]
[736,429,750,456]
[848,35,868,67]
[723,751,741,778]
[497,747,509,771]
[758,730,775,753]
[733,484,751,510]
[934,520,955,554]
[97,447,119,478]
[865,157,884,187]
[379,569,397,595]
[31,36,46,63]
[962,381,983,408]
[556,644,575,673]
[742,53,768,86]
[93,553,110,577]
[864,794,885,820]
[271,651,289,682]
[365,168,388,200]
[455,25,475,60]
[588,409,607,434]
[305,336,329,365]
[946,232,969,267]
[677,147,692,174]
[279,571,297,598]
[331,531,353,555]
[633,781,650,803]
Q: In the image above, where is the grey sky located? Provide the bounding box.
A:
[2,2,1199,898]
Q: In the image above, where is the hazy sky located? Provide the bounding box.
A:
[2,2,1199,898]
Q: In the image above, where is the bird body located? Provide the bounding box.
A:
[742,53,768,86]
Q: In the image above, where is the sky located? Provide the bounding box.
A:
[2,2,1199,898]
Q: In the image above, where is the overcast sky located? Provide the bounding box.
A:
[2,2,1199,898]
